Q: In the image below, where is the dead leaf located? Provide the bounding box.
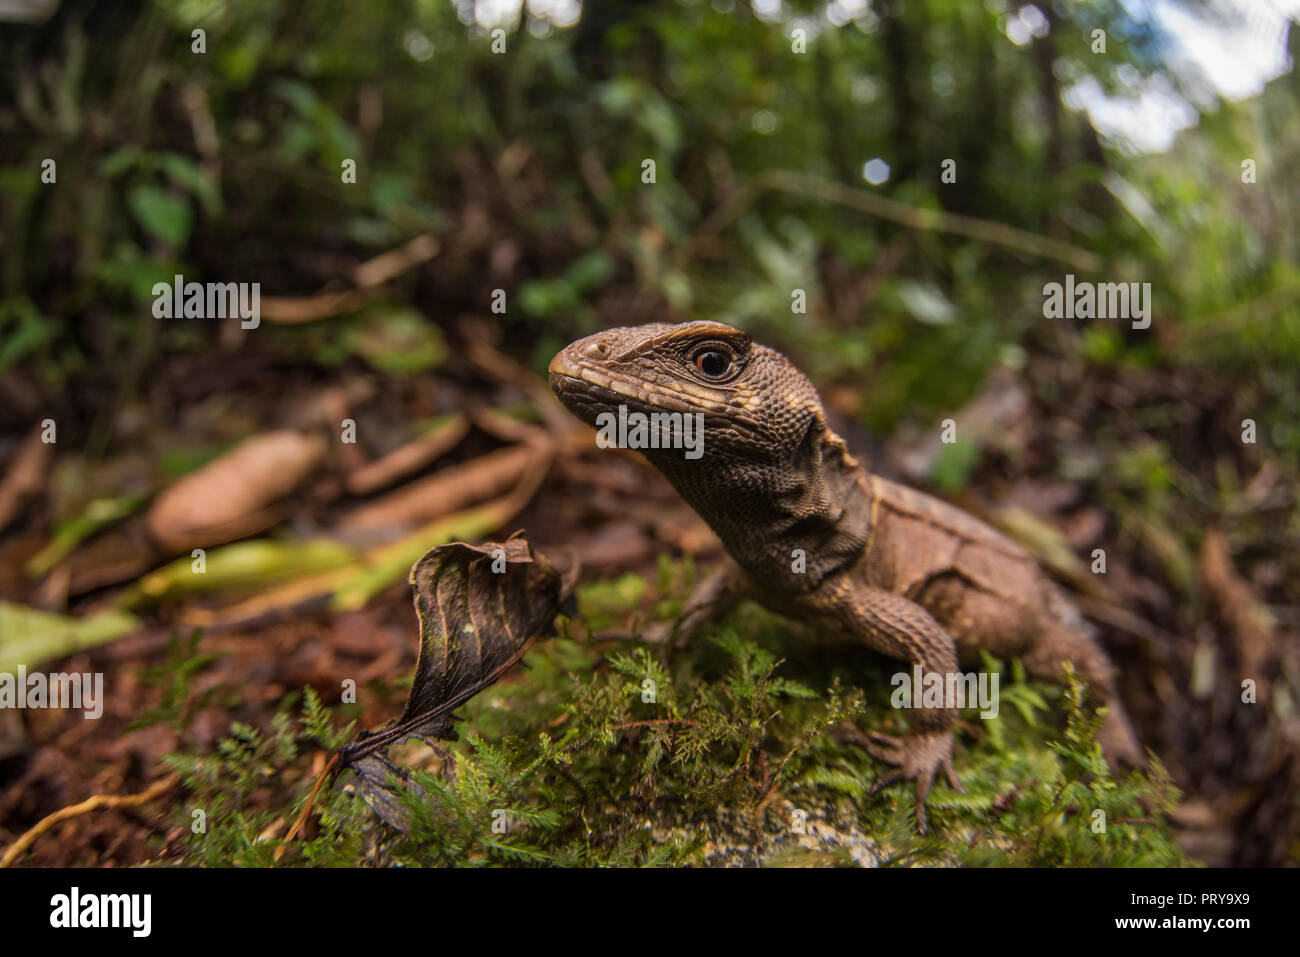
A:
[145,430,326,552]
[342,534,572,766]
[339,443,539,539]
[343,413,470,496]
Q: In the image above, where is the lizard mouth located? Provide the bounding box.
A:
[548,353,725,421]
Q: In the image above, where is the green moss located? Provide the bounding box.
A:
[153,567,1189,867]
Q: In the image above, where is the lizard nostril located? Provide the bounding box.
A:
[581,339,611,359]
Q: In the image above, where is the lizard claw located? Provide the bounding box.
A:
[859,730,963,834]
[862,731,906,761]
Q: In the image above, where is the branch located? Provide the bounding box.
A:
[690,169,1102,272]
[0,774,177,868]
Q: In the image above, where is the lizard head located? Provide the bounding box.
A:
[548,320,826,463]
[549,320,870,585]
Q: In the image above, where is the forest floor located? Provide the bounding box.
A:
[0,317,1296,867]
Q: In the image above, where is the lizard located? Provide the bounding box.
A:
[548,319,1143,832]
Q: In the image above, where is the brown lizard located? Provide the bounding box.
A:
[549,320,1142,832]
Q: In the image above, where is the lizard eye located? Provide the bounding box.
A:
[693,349,732,379]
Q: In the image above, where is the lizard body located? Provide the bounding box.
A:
[549,320,1141,831]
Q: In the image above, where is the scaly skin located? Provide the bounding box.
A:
[549,320,1142,833]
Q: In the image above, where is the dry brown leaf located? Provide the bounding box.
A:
[64,528,162,595]
[343,413,470,496]
[189,450,556,627]
[342,534,571,829]
[145,430,325,552]
[280,532,574,844]
[339,443,539,538]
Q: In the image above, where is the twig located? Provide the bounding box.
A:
[1182,280,1300,342]
[756,725,809,812]
[465,338,577,437]
[688,168,1102,272]
[0,775,177,868]
[260,234,440,323]
[275,752,341,863]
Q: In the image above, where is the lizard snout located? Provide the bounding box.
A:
[547,347,586,383]
[547,347,594,412]
[548,334,612,375]
[578,337,612,359]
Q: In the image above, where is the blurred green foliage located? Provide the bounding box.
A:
[2,0,1296,451]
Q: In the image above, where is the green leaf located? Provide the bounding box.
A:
[346,307,446,376]
[930,438,981,491]
[99,145,143,177]
[157,153,222,215]
[897,280,958,326]
[0,601,140,672]
[122,539,357,607]
[0,297,51,371]
[127,184,193,246]
[26,492,150,576]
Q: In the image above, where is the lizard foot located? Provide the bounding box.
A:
[861,730,963,834]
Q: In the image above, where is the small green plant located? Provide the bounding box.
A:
[151,571,1188,867]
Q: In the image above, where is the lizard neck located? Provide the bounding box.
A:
[647,416,873,593]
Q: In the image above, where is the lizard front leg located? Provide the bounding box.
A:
[818,577,964,833]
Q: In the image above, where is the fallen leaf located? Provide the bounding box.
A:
[121,538,356,607]
[145,430,326,551]
[343,413,469,496]
[339,443,539,539]
[26,492,150,577]
[341,534,572,766]
[0,601,140,672]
